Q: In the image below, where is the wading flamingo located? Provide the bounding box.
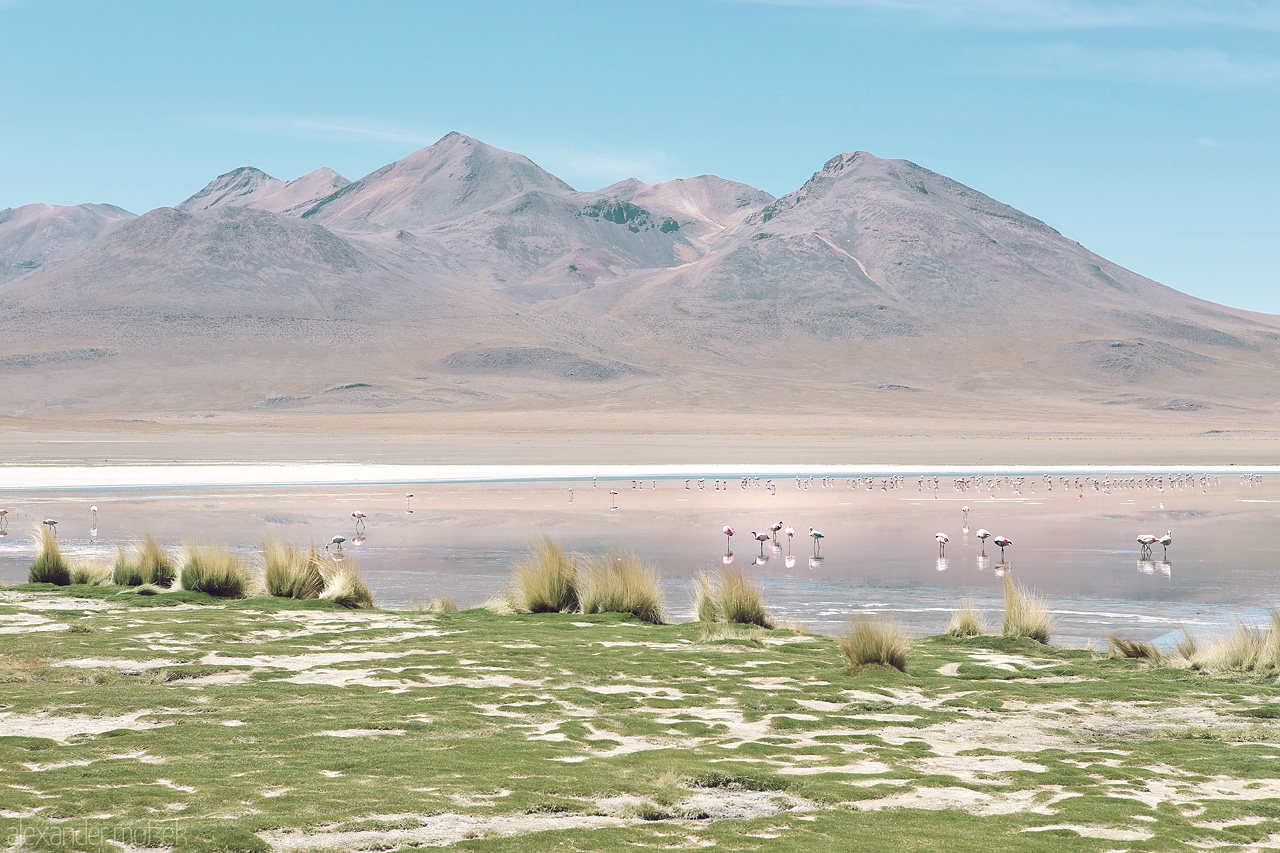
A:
[993,535,1012,559]
[785,526,795,553]
[722,525,735,550]
[936,532,949,555]
[809,527,824,555]
[976,529,991,554]
[751,531,770,555]
[352,511,367,531]
[1159,530,1172,556]
[43,519,58,539]
[1136,533,1157,556]
[769,521,785,543]
[325,535,346,553]
[406,494,414,513]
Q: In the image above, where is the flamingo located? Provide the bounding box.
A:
[43,518,58,539]
[325,535,346,553]
[936,532,949,555]
[809,527,824,554]
[1159,530,1172,556]
[722,525,735,549]
[961,505,969,523]
[90,505,98,527]
[751,531,770,555]
[609,490,619,510]
[1136,533,1157,556]
[352,511,367,531]
[993,535,1011,559]
[769,521,785,543]
[405,493,414,513]
[785,525,795,553]
[976,528,991,554]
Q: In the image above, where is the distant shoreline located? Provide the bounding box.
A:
[0,463,1273,492]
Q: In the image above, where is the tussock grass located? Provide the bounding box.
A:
[262,538,325,600]
[1001,575,1055,644]
[1178,611,1280,672]
[837,615,910,671]
[579,551,665,624]
[1105,633,1161,662]
[479,590,518,615]
[180,542,253,598]
[112,547,144,586]
[418,596,458,613]
[137,534,176,587]
[512,537,579,613]
[700,621,766,647]
[693,565,772,628]
[318,555,374,609]
[70,561,113,587]
[946,601,989,638]
[28,525,71,586]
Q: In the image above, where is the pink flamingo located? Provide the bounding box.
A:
[722,525,735,550]
[751,531,770,555]
[1136,533,1158,556]
[976,529,991,554]
[993,535,1011,559]
[935,532,949,555]
[808,527,824,555]
[785,526,795,553]
[769,521,785,543]
[352,511,367,531]
[1158,530,1172,556]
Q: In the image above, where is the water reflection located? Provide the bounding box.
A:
[809,555,824,569]
[785,555,796,569]
[936,556,949,572]
[722,552,734,565]
[976,555,991,572]
[754,554,769,566]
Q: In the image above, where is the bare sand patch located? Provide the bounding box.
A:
[851,785,1081,815]
[0,710,171,744]
[200,650,417,671]
[261,812,630,850]
[910,755,1048,783]
[313,729,406,738]
[1021,824,1153,841]
[776,761,893,776]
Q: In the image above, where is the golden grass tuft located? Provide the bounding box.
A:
[180,542,253,598]
[1001,575,1055,644]
[318,555,375,609]
[1178,611,1280,673]
[137,534,176,587]
[418,596,458,613]
[946,601,990,638]
[1105,633,1161,662]
[70,561,113,587]
[112,546,144,586]
[693,565,772,629]
[837,615,910,671]
[262,538,325,600]
[579,551,665,624]
[511,536,579,613]
[28,525,71,586]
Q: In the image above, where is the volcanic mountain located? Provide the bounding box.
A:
[1,133,1276,419]
[0,202,136,284]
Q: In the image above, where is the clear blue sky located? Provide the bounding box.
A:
[3,0,1277,313]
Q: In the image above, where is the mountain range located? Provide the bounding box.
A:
[2,132,1277,421]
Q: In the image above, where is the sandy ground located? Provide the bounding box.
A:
[2,410,1279,467]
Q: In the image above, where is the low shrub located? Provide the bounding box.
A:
[419,596,458,613]
[837,615,910,671]
[1105,633,1161,662]
[262,538,324,600]
[29,526,71,586]
[512,537,578,613]
[180,543,253,598]
[1001,575,1054,644]
[580,551,665,624]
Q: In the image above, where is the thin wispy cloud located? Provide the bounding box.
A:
[205,114,441,147]
[1001,43,1280,86]
[516,142,681,189]
[727,0,1280,30]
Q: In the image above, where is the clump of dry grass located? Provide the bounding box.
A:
[946,601,989,638]
[318,555,374,609]
[579,551,665,624]
[418,596,458,613]
[28,525,71,586]
[70,561,113,587]
[112,546,144,586]
[137,534,176,587]
[262,538,325,600]
[180,542,253,598]
[511,537,579,613]
[1177,611,1280,672]
[479,590,518,615]
[693,565,772,629]
[1001,575,1055,644]
[1105,633,1161,662]
[837,615,910,671]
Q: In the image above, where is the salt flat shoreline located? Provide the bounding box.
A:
[0,462,1275,492]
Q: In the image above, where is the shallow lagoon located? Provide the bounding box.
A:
[1,470,1276,647]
